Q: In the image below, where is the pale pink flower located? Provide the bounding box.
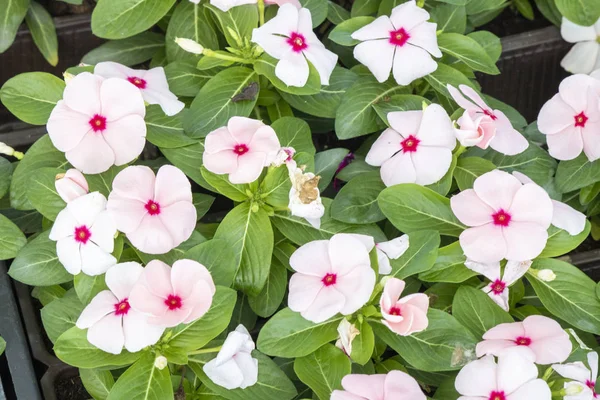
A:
[512,171,587,236]
[376,235,409,275]
[464,259,532,311]
[55,169,89,203]
[129,259,216,328]
[455,347,552,400]
[477,315,572,365]
[94,62,184,117]
[560,18,600,74]
[331,371,426,400]
[553,352,598,399]
[288,234,376,323]
[380,277,429,336]
[251,4,338,87]
[335,318,360,357]
[106,165,196,255]
[448,84,528,155]
[538,74,600,161]
[76,262,165,354]
[351,1,441,86]
[454,110,496,149]
[450,170,553,263]
[49,192,117,276]
[47,72,146,174]
[365,104,456,187]
[203,117,281,184]
[207,0,300,11]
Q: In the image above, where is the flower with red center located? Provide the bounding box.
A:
[489,279,506,295]
[380,278,429,336]
[107,165,196,255]
[351,1,442,86]
[129,259,216,328]
[477,315,572,364]
[456,347,552,400]
[76,262,165,354]
[331,370,426,400]
[451,170,553,263]
[47,72,146,174]
[553,352,599,400]
[49,192,117,276]
[203,116,281,184]
[95,62,184,116]
[251,4,338,87]
[366,104,456,187]
[55,169,88,203]
[538,74,600,161]
[448,84,528,155]
[288,234,376,323]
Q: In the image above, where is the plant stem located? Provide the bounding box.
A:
[202,49,252,64]
[258,0,265,26]
[188,346,222,355]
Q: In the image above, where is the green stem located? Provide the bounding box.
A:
[202,49,252,64]
[542,366,554,381]
[258,0,265,26]
[188,346,222,355]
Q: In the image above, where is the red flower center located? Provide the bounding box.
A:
[489,391,506,400]
[74,225,91,244]
[389,306,402,316]
[322,273,337,286]
[586,380,598,397]
[287,32,308,52]
[401,135,420,153]
[233,144,249,156]
[490,279,506,295]
[127,76,147,89]
[514,336,532,346]
[165,294,183,310]
[389,28,410,46]
[89,114,107,132]
[114,299,131,316]
[483,109,498,120]
[145,200,161,216]
[574,111,588,128]
[492,209,511,227]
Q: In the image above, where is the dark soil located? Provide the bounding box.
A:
[479,6,553,37]
[41,0,95,16]
[55,375,88,400]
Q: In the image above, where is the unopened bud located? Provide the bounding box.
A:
[565,383,585,396]
[154,355,168,370]
[537,269,556,282]
[0,142,23,160]
[175,37,204,55]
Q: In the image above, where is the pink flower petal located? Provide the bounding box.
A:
[80,241,117,276]
[229,151,267,184]
[582,121,600,161]
[353,39,395,83]
[47,101,92,152]
[251,30,289,59]
[63,72,103,116]
[110,166,155,202]
[249,125,281,157]
[288,273,324,312]
[401,293,429,313]
[50,208,79,241]
[227,117,266,145]
[171,259,215,300]
[451,189,495,227]
[411,146,453,186]
[335,266,375,315]
[448,84,478,112]
[328,234,372,276]
[561,42,600,75]
[154,165,193,207]
[365,128,403,166]
[181,280,215,324]
[509,184,553,227]
[127,214,176,254]
[129,283,168,317]
[76,290,118,328]
[203,150,240,175]
[352,16,394,41]
[106,196,147,233]
[482,321,526,340]
[561,19,597,43]
[330,391,369,400]
[503,221,548,262]
[56,238,82,275]
[87,313,125,355]
[385,370,426,399]
[67,191,107,226]
[459,224,507,263]
[552,362,591,383]
[341,374,386,399]
[547,125,584,161]
[476,339,517,358]
[122,309,165,353]
[105,262,143,301]
[473,170,522,211]
[205,126,238,153]
[488,111,529,156]
[392,44,437,86]
[390,1,430,31]
[102,115,146,166]
[455,355,498,397]
[289,240,333,276]
[303,45,338,85]
[508,379,552,400]
[301,286,345,323]
[459,85,492,112]
[94,61,131,79]
[559,74,599,113]
[148,305,193,327]
[158,201,197,248]
[551,200,587,235]
[496,347,538,394]
[416,104,455,148]
[529,336,572,365]
[387,110,423,139]
[464,260,501,281]
[380,151,417,186]
[538,94,577,135]
[65,132,116,174]
[141,260,173,298]
[276,50,309,87]
[523,315,569,343]
[407,22,442,57]
[89,211,116,252]
[100,78,145,121]
[381,278,406,311]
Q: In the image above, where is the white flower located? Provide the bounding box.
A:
[350,0,441,85]
[175,37,205,55]
[560,17,600,74]
[335,318,360,356]
[271,147,296,167]
[0,142,23,159]
[154,356,168,370]
[376,235,409,275]
[55,169,89,203]
[251,4,338,87]
[209,0,256,11]
[49,192,117,276]
[203,325,258,390]
[287,161,325,229]
[553,352,598,400]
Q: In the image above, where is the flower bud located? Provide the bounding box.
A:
[55,169,89,203]
[537,269,556,282]
[0,142,23,160]
[154,355,168,370]
[175,37,205,55]
[565,383,585,396]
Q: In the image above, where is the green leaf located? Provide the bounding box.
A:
[214,202,273,295]
[183,239,237,287]
[9,231,72,286]
[378,184,466,237]
[0,157,13,200]
[372,94,427,125]
[145,106,196,149]
[92,0,176,39]
[0,0,30,53]
[0,72,65,125]
[25,1,58,66]
[32,285,66,306]
[453,286,513,338]
[257,308,343,358]
[41,289,83,343]
[328,16,375,46]
[80,368,115,400]
[424,63,478,98]
[300,0,328,26]
[554,0,600,26]
[261,165,291,210]
[248,256,287,318]
[85,165,125,198]
[271,117,316,155]
[74,273,108,306]
[539,221,591,258]
[205,4,258,47]
[164,62,219,97]
[200,166,251,202]
[555,154,600,193]
[427,152,457,197]
[294,344,351,400]
[430,4,466,34]
[26,167,66,221]
[165,1,218,63]
[533,0,562,26]
[0,336,5,356]
[107,352,173,400]
[454,156,496,191]
[528,258,600,335]
[327,1,350,25]
[184,67,259,138]
[81,32,165,66]
[0,213,27,260]
[351,0,381,16]
[372,309,478,371]
[314,148,350,191]
[161,143,212,190]
[331,171,385,224]
[468,31,502,62]
[254,54,321,96]
[389,230,440,279]
[419,242,476,283]
[350,319,374,365]
[193,193,214,220]
[267,98,294,122]
[466,0,507,15]
[437,33,500,75]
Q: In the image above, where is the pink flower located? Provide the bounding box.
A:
[76,262,165,354]
[464,259,532,311]
[538,74,600,161]
[331,371,426,400]
[107,165,196,254]
[351,1,441,86]
[553,352,598,399]
[454,110,496,149]
[455,347,552,400]
[288,234,376,323]
[55,169,89,203]
[94,62,184,117]
[49,192,117,275]
[129,259,216,328]
[476,316,572,365]
[450,170,553,263]
[380,278,429,336]
[47,72,146,174]
[203,117,281,184]
[251,4,338,87]
[448,84,528,155]
[365,104,456,187]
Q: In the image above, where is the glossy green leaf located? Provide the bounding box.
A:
[271,117,316,155]
[331,171,385,224]
[294,344,350,400]
[164,62,219,97]
[25,1,58,66]
[165,1,218,63]
[430,4,466,34]
[41,289,83,343]
[80,368,114,400]
[92,0,176,39]
[437,33,500,75]
[350,319,374,365]
[74,273,108,306]
[453,286,513,338]
[328,16,374,46]
[419,242,476,283]
[555,154,600,193]
[539,221,591,258]
[26,167,66,221]
[555,0,600,26]
[107,352,173,400]
[205,4,258,47]
[248,256,287,318]
[254,53,321,95]
[389,230,440,279]
[82,32,165,66]
[0,0,30,53]
[0,213,26,260]
[314,148,350,191]
[183,239,237,287]
[454,156,496,190]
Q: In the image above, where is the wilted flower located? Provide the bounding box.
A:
[287,161,325,229]
[335,318,360,356]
